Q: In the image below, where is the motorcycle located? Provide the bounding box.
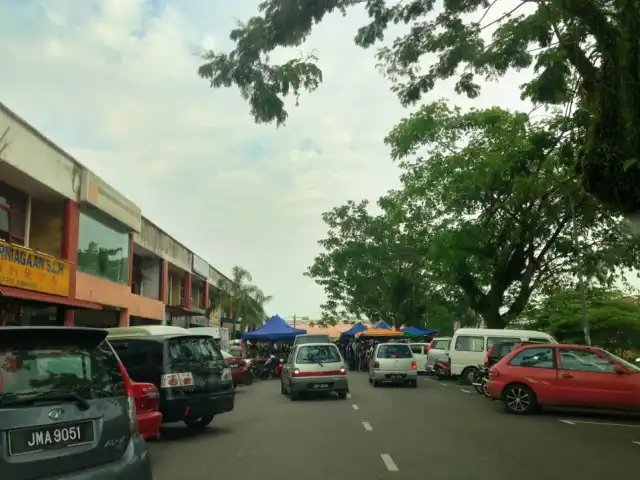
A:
[247,359,260,378]
[471,364,490,397]
[260,355,285,380]
[433,359,451,380]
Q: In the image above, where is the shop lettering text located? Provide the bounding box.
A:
[0,243,64,274]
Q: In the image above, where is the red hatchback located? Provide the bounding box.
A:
[221,351,253,386]
[487,344,640,414]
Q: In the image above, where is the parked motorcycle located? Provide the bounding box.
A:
[260,355,285,380]
[247,359,260,378]
[433,359,451,380]
[471,364,489,397]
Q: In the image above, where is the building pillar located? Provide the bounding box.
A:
[183,273,192,310]
[128,233,134,289]
[119,309,130,327]
[61,200,79,326]
[202,281,209,310]
[160,260,169,303]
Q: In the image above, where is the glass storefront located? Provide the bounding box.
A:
[77,211,130,284]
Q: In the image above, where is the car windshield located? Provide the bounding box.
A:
[0,339,124,405]
[600,349,640,372]
[296,335,330,344]
[296,345,341,364]
[377,344,413,359]
[167,336,223,364]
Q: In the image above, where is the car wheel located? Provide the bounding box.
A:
[184,413,214,429]
[280,381,287,395]
[503,384,537,415]
[410,379,418,388]
[337,391,347,399]
[372,380,380,388]
[368,376,373,384]
[461,367,477,385]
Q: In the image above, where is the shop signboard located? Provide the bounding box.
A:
[0,241,71,296]
[192,254,209,279]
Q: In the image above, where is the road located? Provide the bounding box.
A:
[149,374,640,479]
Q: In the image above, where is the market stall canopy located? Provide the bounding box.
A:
[241,315,307,340]
[401,327,439,337]
[357,328,403,338]
[340,322,368,337]
[372,321,392,330]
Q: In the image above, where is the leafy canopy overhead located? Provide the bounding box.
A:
[200,0,640,212]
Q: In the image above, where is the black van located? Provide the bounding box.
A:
[107,326,234,429]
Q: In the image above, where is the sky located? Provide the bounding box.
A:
[0,0,535,317]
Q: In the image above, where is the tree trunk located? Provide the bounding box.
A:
[481,308,506,329]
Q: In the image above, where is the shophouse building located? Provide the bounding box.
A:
[0,102,231,328]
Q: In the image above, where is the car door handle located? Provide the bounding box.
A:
[562,373,574,379]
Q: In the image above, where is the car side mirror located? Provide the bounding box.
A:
[614,365,628,375]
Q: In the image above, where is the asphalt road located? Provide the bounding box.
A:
[149,374,640,480]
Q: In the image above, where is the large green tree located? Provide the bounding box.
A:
[388,103,637,328]
[206,265,272,331]
[527,287,640,356]
[305,198,473,331]
[199,0,640,213]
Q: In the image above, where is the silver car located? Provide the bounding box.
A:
[425,337,451,371]
[369,343,418,387]
[280,343,349,400]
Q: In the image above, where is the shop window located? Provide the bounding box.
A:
[77,211,130,284]
[0,182,27,245]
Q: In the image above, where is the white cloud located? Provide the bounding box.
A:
[0,0,530,317]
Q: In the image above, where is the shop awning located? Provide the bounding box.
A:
[0,286,102,310]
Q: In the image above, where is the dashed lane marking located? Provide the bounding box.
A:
[352,404,359,411]
[559,419,640,428]
[633,441,640,446]
[362,422,372,431]
[439,383,447,387]
[346,393,352,399]
[380,454,399,472]
[460,389,472,394]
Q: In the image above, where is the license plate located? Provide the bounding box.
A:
[389,374,404,379]
[9,421,94,456]
[312,384,329,389]
[229,364,239,368]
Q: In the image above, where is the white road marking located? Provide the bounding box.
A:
[346,393,352,399]
[352,404,359,411]
[380,453,399,472]
[633,441,640,446]
[560,419,640,428]
[460,389,472,394]
[439,383,447,387]
[362,421,373,431]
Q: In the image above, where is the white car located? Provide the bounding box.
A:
[368,343,418,388]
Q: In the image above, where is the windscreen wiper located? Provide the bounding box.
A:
[13,391,91,410]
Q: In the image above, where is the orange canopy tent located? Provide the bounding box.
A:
[357,328,403,338]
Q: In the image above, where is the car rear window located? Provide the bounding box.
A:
[167,336,223,363]
[296,335,330,345]
[0,339,124,404]
[433,339,450,350]
[377,344,413,359]
[296,345,341,364]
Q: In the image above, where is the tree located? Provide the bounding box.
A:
[199,0,640,213]
[385,102,640,328]
[305,198,475,331]
[527,287,640,356]
[205,266,272,331]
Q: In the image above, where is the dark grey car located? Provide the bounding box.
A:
[0,327,152,480]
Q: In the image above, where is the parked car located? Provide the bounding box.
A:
[221,350,253,386]
[408,342,430,372]
[487,343,640,414]
[293,334,331,346]
[281,343,349,399]
[0,327,152,480]
[132,382,162,440]
[369,342,418,387]
[485,340,547,367]
[448,328,556,384]
[425,337,451,373]
[107,326,234,429]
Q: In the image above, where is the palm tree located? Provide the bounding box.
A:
[205,266,272,332]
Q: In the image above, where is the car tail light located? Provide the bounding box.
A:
[373,361,380,369]
[339,367,346,375]
[160,372,194,388]
[488,368,500,379]
[292,368,301,377]
[485,345,495,365]
[411,362,417,369]
[134,384,160,412]
[117,361,138,434]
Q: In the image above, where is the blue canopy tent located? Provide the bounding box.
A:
[340,322,368,338]
[373,321,392,329]
[241,315,307,341]
[401,326,438,337]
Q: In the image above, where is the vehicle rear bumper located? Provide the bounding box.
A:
[232,369,254,386]
[41,434,152,480]
[137,410,163,440]
[371,370,418,382]
[161,389,235,423]
[486,381,504,400]
[290,376,349,393]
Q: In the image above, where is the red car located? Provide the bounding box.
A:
[487,344,640,414]
[222,350,253,386]
[132,383,162,440]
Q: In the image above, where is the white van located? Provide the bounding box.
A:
[447,328,556,383]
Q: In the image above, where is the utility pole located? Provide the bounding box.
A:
[569,198,591,345]
[293,314,297,328]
